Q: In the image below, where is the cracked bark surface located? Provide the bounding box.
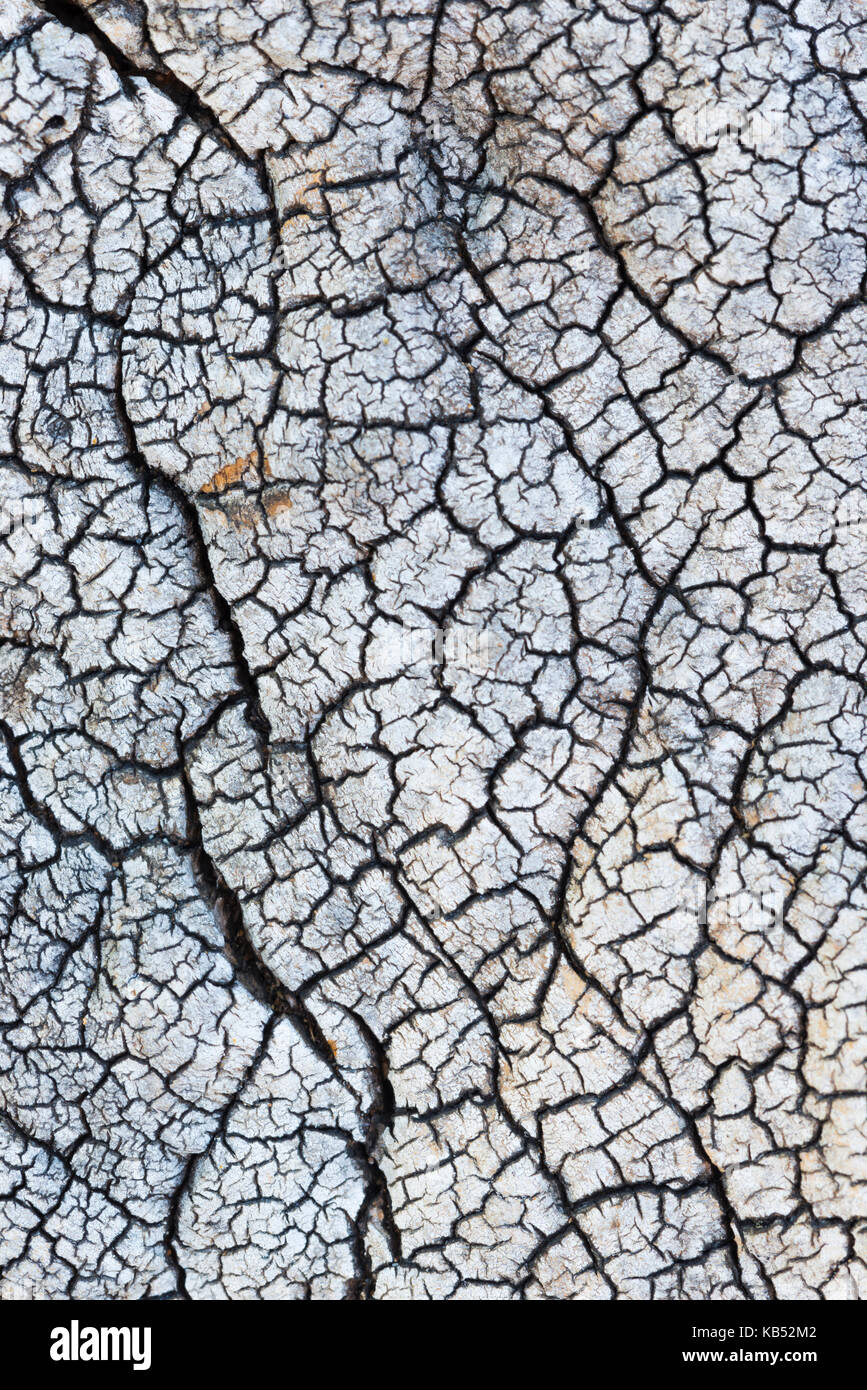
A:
[0,0,865,1301]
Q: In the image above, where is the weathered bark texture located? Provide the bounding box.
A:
[0,0,865,1300]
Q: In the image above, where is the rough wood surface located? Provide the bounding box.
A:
[0,0,865,1300]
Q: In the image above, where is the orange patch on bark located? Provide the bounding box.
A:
[201,450,257,494]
